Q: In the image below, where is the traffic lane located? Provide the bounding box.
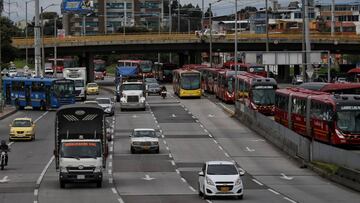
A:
[37,162,118,203]
[0,111,55,203]
[113,102,200,202]
[149,100,287,203]
[178,95,360,202]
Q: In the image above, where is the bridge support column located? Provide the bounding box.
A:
[294,65,300,77]
[78,52,94,83]
[178,52,188,68]
[189,52,200,64]
[277,65,291,83]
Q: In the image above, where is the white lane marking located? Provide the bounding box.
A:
[224,152,230,157]
[283,197,297,203]
[161,135,165,138]
[142,174,155,181]
[218,146,223,151]
[34,189,38,196]
[208,114,215,118]
[109,162,113,167]
[34,111,49,123]
[204,129,208,133]
[184,108,188,111]
[195,120,199,123]
[8,142,14,146]
[109,154,113,160]
[34,201,38,203]
[208,134,212,138]
[157,125,160,128]
[108,169,112,175]
[199,124,204,128]
[109,146,113,152]
[218,103,235,114]
[166,146,169,151]
[159,130,162,134]
[112,188,117,194]
[181,177,186,183]
[245,147,255,152]
[268,188,280,195]
[252,179,264,186]
[109,178,113,184]
[118,198,125,203]
[0,176,10,183]
[280,173,294,180]
[206,200,212,203]
[175,169,180,174]
[171,114,176,118]
[189,186,196,192]
[155,120,158,124]
[36,156,54,186]
[169,154,172,158]
[163,140,167,145]
[171,160,175,166]
[191,116,195,119]
[213,140,218,144]
[250,139,265,142]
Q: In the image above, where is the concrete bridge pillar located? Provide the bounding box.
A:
[189,52,200,64]
[277,65,291,83]
[178,52,188,68]
[78,52,94,83]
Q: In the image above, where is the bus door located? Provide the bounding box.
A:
[5,83,11,104]
[25,84,31,106]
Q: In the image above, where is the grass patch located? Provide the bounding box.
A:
[106,64,117,76]
[312,161,339,174]
[13,59,34,69]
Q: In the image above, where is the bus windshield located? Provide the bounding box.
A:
[94,63,106,72]
[122,84,143,91]
[140,64,152,73]
[337,108,360,134]
[54,82,75,98]
[250,66,265,73]
[252,89,275,105]
[61,142,101,158]
[181,73,200,90]
[227,78,234,93]
[74,80,84,87]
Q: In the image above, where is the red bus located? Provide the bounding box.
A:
[48,57,77,73]
[198,67,223,94]
[224,62,267,77]
[275,88,360,145]
[299,82,360,95]
[236,72,278,115]
[215,70,238,103]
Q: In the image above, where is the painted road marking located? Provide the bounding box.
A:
[218,146,223,150]
[218,103,234,115]
[34,189,38,196]
[208,134,212,138]
[268,188,280,195]
[36,156,54,186]
[109,178,113,184]
[109,146,113,152]
[109,162,112,167]
[169,154,172,158]
[284,197,297,203]
[213,140,218,144]
[252,179,264,186]
[163,140,167,145]
[181,178,186,183]
[34,111,49,123]
[108,169,112,175]
[112,188,117,194]
[224,152,230,157]
[171,160,175,166]
[109,154,113,159]
[166,146,169,151]
[175,169,180,174]
[204,129,208,133]
[189,186,196,192]
[118,198,125,203]
[280,173,294,180]
[0,176,10,183]
[245,147,255,152]
[8,142,14,146]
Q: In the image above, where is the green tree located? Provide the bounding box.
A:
[1,16,21,67]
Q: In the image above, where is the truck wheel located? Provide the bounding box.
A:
[96,181,102,188]
[60,180,66,188]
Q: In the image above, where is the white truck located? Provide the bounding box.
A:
[63,67,87,101]
[54,104,107,188]
[119,81,146,111]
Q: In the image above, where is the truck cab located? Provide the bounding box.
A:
[59,139,103,188]
[63,67,87,101]
[119,81,146,111]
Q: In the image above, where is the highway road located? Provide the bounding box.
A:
[0,81,359,203]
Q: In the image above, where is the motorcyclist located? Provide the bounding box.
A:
[161,86,167,92]
[0,140,9,165]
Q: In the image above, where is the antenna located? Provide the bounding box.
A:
[66,130,69,139]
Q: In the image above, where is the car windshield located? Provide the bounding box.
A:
[13,120,31,127]
[61,142,101,158]
[145,78,157,83]
[140,64,152,73]
[123,84,143,91]
[207,164,238,175]
[88,83,98,87]
[94,63,106,72]
[181,73,200,90]
[96,99,110,104]
[133,130,156,138]
[149,83,159,88]
[337,109,360,134]
[252,89,275,105]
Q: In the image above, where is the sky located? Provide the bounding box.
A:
[3,0,356,23]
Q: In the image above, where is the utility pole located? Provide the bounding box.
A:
[54,16,57,77]
[201,0,204,30]
[4,0,18,20]
[169,0,172,63]
[331,0,335,37]
[41,6,45,75]
[265,0,270,77]
[104,0,107,35]
[177,0,180,32]
[304,0,312,82]
[234,0,238,100]
[209,3,212,68]
[124,2,126,35]
[34,0,41,77]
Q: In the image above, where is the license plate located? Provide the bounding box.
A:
[220,187,229,192]
[143,146,150,150]
[77,175,85,180]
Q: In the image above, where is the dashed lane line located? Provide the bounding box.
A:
[252,179,264,186]
[284,197,297,203]
[111,188,117,194]
[34,111,49,123]
[36,156,54,186]
[268,188,280,195]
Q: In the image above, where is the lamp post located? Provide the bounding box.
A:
[41,3,58,76]
[53,16,57,77]
[209,3,212,68]
[25,0,35,66]
[169,0,172,63]
[178,0,180,32]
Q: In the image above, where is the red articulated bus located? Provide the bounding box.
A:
[299,82,360,95]
[215,70,238,103]
[198,67,223,94]
[275,87,360,145]
[236,72,278,115]
[223,62,267,77]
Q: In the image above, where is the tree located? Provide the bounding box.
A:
[1,17,21,66]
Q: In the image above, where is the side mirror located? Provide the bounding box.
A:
[198,171,204,176]
[238,168,245,176]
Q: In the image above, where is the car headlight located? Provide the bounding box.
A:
[206,176,215,186]
[120,97,126,103]
[25,131,32,134]
[140,97,146,103]
[105,108,111,113]
[10,130,15,134]
[60,167,67,173]
[235,177,242,185]
[94,166,102,173]
[151,141,159,145]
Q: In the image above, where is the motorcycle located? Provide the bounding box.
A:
[161,91,167,99]
[0,151,7,170]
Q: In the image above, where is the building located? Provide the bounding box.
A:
[63,0,161,36]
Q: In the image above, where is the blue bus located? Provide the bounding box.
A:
[2,77,76,110]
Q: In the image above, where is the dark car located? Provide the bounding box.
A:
[147,83,161,95]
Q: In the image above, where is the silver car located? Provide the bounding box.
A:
[147,83,161,95]
[95,98,115,116]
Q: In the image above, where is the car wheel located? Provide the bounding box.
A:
[203,186,208,199]
[60,180,66,188]
[155,147,159,154]
[96,181,102,188]
[130,147,135,154]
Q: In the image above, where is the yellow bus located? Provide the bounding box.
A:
[173,69,201,98]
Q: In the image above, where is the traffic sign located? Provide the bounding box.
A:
[306,68,314,78]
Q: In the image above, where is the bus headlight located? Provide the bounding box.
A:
[335,129,345,139]
[251,103,257,110]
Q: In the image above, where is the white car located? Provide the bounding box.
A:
[196,29,226,40]
[198,161,244,199]
[130,128,159,153]
[44,63,54,74]
[8,68,17,77]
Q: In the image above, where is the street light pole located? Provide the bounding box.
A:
[178,0,180,32]
[234,0,238,100]
[25,0,35,66]
[209,3,212,68]
[304,0,312,82]
[169,0,172,63]
[34,0,41,77]
[54,16,57,77]
[265,0,270,77]
[201,0,204,30]
[41,6,45,75]
[331,0,335,37]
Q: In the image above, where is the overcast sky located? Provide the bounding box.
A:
[3,0,355,22]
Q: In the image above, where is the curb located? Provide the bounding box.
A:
[202,92,235,116]
[0,108,17,120]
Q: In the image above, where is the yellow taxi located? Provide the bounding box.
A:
[9,118,36,141]
[86,83,99,95]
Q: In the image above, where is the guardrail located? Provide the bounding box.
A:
[12,33,360,48]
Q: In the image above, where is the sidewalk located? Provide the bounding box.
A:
[0,105,17,120]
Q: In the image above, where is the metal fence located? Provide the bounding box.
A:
[235,101,359,170]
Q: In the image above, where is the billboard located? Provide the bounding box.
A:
[62,0,94,14]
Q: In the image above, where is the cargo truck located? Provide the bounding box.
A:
[63,67,87,101]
